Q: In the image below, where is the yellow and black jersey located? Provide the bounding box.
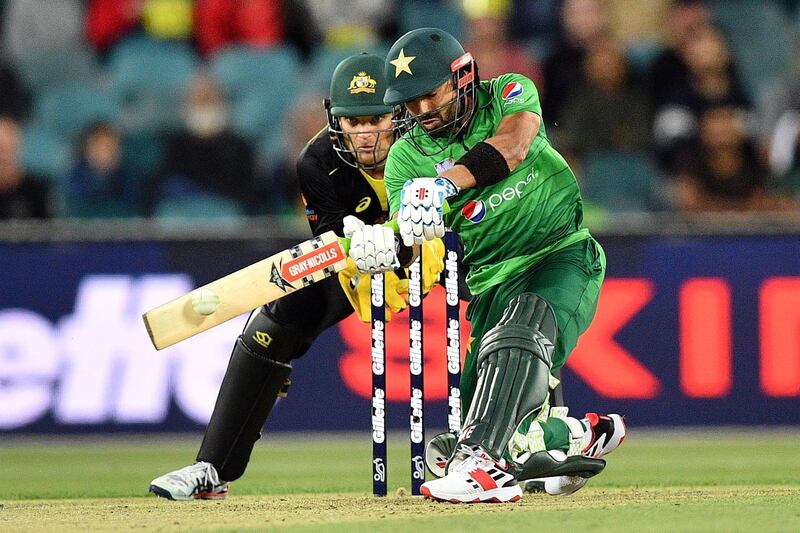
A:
[296,130,388,237]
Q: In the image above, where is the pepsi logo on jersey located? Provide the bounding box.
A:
[501,81,525,104]
[461,200,487,223]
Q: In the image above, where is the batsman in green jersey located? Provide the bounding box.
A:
[378,28,626,503]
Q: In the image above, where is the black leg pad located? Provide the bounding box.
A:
[197,338,291,482]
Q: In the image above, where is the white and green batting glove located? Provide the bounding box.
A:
[343,215,399,274]
[398,177,459,247]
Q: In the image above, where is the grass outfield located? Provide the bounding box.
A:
[2,429,800,531]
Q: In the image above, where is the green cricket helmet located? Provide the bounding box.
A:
[383,28,478,155]
[325,52,397,169]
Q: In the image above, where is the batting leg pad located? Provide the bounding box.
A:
[241,306,308,363]
[458,293,557,461]
[197,338,291,482]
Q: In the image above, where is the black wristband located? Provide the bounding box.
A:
[454,141,510,188]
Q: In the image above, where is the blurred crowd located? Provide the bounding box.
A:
[1,0,799,222]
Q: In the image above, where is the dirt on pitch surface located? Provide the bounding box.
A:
[4,487,800,532]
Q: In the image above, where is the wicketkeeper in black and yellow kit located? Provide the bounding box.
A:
[149,53,445,500]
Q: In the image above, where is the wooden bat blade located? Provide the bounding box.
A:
[142,231,348,350]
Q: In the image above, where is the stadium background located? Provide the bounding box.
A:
[1,0,800,437]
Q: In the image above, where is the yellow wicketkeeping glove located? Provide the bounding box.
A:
[419,237,445,294]
[338,257,409,322]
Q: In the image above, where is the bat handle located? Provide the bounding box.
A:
[339,201,449,255]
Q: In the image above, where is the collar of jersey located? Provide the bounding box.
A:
[357,167,388,211]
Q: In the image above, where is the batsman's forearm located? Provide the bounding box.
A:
[440,164,477,190]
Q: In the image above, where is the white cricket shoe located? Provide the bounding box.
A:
[149,461,229,500]
[420,445,522,503]
[526,412,626,496]
[581,413,627,459]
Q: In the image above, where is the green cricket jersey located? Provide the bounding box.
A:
[385,73,590,295]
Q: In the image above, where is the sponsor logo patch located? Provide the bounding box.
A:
[435,157,456,174]
[355,196,371,213]
[281,241,343,282]
[460,171,536,223]
[461,199,486,223]
[270,264,291,292]
[302,195,318,221]
[252,331,273,349]
[501,81,524,103]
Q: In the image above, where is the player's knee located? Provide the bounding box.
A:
[479,293,557,368]
[499,293,557,342]
[241,307,308,363]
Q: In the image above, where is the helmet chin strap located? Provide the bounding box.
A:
[355,151,388,170]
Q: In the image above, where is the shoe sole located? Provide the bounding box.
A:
[523,476,588,496]
[545,475,587,496]
[148,484,228,501]
[195,490,228,500]
[149,485,180,501]
[523,480,546,493]
[420,485,522,503]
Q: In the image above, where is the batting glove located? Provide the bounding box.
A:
[398,177,459,247]
[344,215,399,274]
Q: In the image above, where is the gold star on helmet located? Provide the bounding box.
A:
[390,48,416,78]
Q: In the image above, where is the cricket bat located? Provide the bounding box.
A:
[143,200,450,350]
[143,229,365,350]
